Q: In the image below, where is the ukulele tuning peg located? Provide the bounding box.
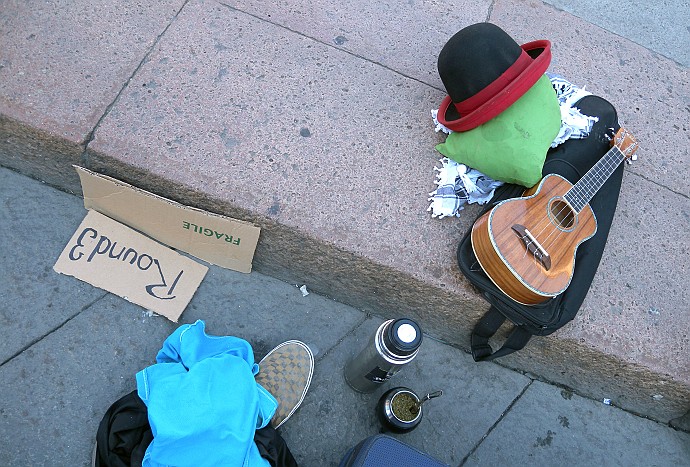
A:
[624,142,638,154]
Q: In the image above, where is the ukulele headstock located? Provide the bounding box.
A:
[611,127,639,163]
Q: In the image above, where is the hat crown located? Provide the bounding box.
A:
[438,23,523,104]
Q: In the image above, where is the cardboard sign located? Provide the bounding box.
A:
[54,210,208,321]
[75,166,260,273]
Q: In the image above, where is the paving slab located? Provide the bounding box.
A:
[81,0,690,424]
[542,0,690,67]
[179,261,366,359]
[281,316,531,465]
[0,168,106,363]
[225,0,492,85]
[0,0,186,188]
[465,380,690,466]
[0,295,173,467]
[0,265,363,466]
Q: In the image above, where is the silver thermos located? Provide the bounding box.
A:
[344,318,423,393]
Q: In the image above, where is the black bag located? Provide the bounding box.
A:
[457,95,624,361]
[95,390,298,467]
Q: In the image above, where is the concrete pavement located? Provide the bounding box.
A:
[1,166,689,466]
[1,0,688,441]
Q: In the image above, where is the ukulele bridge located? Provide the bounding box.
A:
[512,224,552,271]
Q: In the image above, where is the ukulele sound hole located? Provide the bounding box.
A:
[549,199,575,230]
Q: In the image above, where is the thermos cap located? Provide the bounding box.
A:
[384,318,422,356]
[397,324,417,343]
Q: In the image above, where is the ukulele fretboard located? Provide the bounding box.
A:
[564,146,626,212]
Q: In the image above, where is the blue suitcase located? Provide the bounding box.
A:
[339,435,448,467]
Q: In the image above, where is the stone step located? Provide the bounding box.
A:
[1,0,687,425]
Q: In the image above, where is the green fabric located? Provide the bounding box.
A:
[435,75,561,187]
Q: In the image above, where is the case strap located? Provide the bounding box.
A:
[471,306,532,361]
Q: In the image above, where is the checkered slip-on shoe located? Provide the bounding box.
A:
[256,340,314,429]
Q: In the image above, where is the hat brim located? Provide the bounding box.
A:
[437,40,551,132]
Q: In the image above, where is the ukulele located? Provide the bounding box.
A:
[470,128,638,305]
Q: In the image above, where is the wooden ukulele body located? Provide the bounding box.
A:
[471,174,597,305]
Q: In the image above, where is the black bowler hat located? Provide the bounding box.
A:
[437,23,551,132]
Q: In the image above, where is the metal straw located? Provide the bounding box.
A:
[412,390,443,413]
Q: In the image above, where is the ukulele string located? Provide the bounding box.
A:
[539,201,575,253]
[532,191,574,242]
[520,225,557,267]
[520,192,577,265]
[540,174,599,252]
[522,223,563,267]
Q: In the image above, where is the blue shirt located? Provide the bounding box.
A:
[136,320,277,466]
